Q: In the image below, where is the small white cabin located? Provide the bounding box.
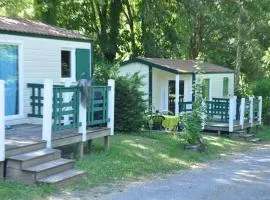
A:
[0,16,92,125]
[120,57,235,114]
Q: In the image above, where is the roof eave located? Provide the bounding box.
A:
[0,30,93,43]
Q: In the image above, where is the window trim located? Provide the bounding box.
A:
[60,48,75,83]
[0,41,24,121]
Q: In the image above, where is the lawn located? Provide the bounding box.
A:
[0,131,251,200]
[254,126,270,141]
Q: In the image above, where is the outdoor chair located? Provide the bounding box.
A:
[148,115,165,130]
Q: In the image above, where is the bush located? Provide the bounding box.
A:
[252,78,270,124]
[114,73,147,132]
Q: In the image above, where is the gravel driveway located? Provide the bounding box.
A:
[49,144,270,200]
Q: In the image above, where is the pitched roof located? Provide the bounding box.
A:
[0,16,90,42]
[122,57,234,74]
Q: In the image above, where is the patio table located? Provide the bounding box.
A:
[162,115,180,131]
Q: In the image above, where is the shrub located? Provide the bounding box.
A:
[181,55,207,145]
[252,78,270,124]
[114,73,147,132]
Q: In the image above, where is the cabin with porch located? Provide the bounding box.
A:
[0,17,115,184]
[120,57,262,134]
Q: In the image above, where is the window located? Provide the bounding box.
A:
[61,50,71,78]
[0,44,19,116]
[202,79,210,99]
[168,80,184,98]
[223,77,229,97]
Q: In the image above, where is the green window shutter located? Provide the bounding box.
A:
[223,77,229,97]
[76,48,90,80]
[203,79,210,99]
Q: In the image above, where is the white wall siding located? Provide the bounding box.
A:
[0,34,91,124]
[119,62,149,101]
[196,73,234,98]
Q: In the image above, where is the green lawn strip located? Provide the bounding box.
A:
[0,132,249,200]
[0,180,55,200]
[254,126,270,141]
[71,132,248,190]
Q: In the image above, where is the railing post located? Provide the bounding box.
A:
[42,79,53,148]
[107,79,115,135]
[240,98,245,129]
[175,74,180,116]
[229,97,234,132]
[258,96,262,125]
[0,80,5,163]
[249,96,254,127]
[233,96,237,120]
[79,93,87,142]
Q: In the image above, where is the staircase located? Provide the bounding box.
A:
[5,145,86,185]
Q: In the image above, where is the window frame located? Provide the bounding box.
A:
[60,48,75,82]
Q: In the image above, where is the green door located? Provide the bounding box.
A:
[76,48,90,80]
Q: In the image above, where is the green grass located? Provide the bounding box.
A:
[72,132,248,190]
[0,131,249,200]
[255,126,270,141]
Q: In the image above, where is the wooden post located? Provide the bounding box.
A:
[104,136,110,151]
[240,98,245,129]
[258,96,262,125]
[229,97,234,132]
[107,79,115,136]
[79,94,87,142]
[249,97,254,127]
[0,80,5,162]
[87,139,93,153]
[175,74,180,116]
[77,142,84,158]
[42,79,53,148]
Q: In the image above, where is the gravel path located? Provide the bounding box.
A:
[49,144,270,200]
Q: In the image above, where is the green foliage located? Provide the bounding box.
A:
[181,56,206,145]
[252,78,270,124]
[93,59,120,85]
[114,73,147,132]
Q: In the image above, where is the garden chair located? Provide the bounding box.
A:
[148,115,165,130]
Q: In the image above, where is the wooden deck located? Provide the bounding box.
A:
[204,120,260,133]
[5,124,110,157]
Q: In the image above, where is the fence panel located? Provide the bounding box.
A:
[87,86,109,126]
[206,100,229,122]
[27,83,44,118]
[52,86,80,131]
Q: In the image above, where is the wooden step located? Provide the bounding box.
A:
[38,169,86,185]
[7,148,61,169]
[5,141,46,157]
[24,158,74,180]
